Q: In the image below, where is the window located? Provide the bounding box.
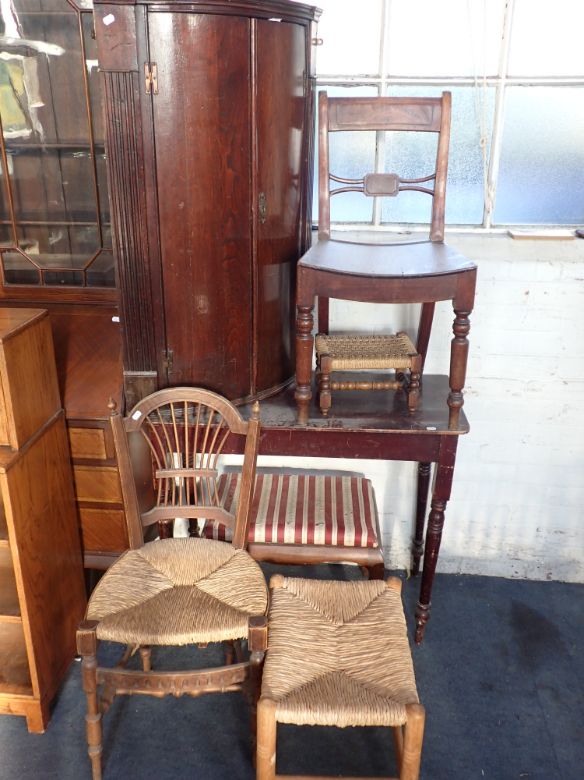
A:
[313,0,584,228]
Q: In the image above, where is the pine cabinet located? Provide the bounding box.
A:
[0,309,85,732]
[94,0,320,406]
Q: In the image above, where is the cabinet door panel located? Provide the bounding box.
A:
[255,20,306,391]
[149,14,252,398]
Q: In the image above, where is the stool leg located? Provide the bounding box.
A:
[407,354,422,413]
[393,725,404,770]
[400,703,425,780]
[257,698,277,780]
[407,370,421,412]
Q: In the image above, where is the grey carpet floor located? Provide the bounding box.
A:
[0,569,582,780]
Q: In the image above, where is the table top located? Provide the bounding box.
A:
[241,374,468,436]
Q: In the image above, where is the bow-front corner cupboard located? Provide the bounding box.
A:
[94,0,321,407]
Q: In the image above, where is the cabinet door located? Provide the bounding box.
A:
[255,20,307,392]
[148,13,252,398]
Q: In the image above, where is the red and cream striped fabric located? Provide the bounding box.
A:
[202,473,379,548]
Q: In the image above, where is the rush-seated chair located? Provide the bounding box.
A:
[76,388,268,780]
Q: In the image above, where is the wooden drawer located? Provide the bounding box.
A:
[68,427,109,461]
[73,466,122,504]
[79,508,128,553]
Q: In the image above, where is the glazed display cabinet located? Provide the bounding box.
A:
[0,0,125,567]
[0,0,113,291]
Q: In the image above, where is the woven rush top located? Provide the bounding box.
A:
[261,577,418,728]
[86,538,268,645]
[316,332,418,370]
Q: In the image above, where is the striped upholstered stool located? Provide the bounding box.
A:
[202,472,384,577]
[257,576,425,780]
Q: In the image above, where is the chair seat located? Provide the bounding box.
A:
[299,237,476,279]
[261,577,419,728]
[316,332,418,370]
[203,473,380,548]
[86,538,268,646]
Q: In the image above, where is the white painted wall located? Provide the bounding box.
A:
[255,234,584,582]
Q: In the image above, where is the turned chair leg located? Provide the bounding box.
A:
[318,353,333,416]
[257,698,277,780]
[139,646,152,672]
[77,623,103,780]
[400,703,425,780]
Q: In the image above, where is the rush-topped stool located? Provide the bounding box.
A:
[257,576,425,780]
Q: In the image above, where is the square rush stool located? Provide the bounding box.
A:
[257,576,425,780]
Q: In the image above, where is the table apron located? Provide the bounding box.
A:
[254,429,444,461]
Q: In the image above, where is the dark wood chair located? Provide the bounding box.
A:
[76,388,268,780]
[296,91,477,427]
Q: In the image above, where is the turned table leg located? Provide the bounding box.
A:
[412,462,432,576]
[295,302,314,424]
[415,437,458,644]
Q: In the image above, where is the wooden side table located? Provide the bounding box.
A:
[239,375,469,643]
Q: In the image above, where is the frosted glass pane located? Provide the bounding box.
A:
[313,87,378,225]
[381,87,494,226]
[509,0,584,76]
[494,88,584,225]
[315,0,383,76]
[386,0,505,77]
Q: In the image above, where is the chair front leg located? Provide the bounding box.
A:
[448,305,472,429]
[295,303,314,424]
[77,621,103,780]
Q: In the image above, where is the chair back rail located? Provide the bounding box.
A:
[318,92,451,242]
[109,388,260,549]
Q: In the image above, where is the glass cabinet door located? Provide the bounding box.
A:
[0,0,113,288]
